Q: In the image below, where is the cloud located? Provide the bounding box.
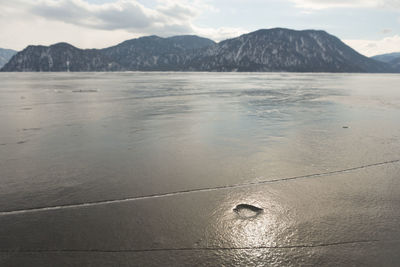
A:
[381,29,392,34]
[26,0,196,35]
[288,0,400,10]
[0,0,221,39]
[0,0,246,49]
[0,14,137,50]
[344,35,400,57]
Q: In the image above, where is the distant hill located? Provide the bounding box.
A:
[102,35,215,71]
[390,57,400,70]
[371,52,400,63]
[1,29,396,73]
[2,36,214,72]
[2,43,121,72]
[372,52,400,72]
[0,48,17,68]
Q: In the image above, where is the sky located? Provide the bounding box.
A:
[1,0,399,56]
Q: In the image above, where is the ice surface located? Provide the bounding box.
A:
[1,72,400,266]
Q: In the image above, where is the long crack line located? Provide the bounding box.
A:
[0,159,399,216]
[2,239,399,254]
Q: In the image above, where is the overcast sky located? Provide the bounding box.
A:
[1,0,399,56]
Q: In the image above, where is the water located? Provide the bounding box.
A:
[1,72,400,266]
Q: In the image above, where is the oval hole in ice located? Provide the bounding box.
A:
[233,204,263,218]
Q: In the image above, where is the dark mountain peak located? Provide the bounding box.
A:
[188,28,394,73]
[168,35,215,44]
[168,35,205,40]
[167,35,215,50]
[51,42,76,48]
[120,35,162,45]
[251,28,294,35]
[137,35,162,41]
[115,34,214,49]
[142,35,160,38]
[221,28,329,46]
[102,34,215,71]
[24,42,76,50]
[246,28,328,36]
[25,44,45,50]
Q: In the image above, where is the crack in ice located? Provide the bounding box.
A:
[0,159,399,216]
[2,239,399,254]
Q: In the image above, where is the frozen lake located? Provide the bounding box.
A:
[1,72,400,266]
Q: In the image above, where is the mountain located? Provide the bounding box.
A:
[1,29,396,72]
[387,57,400,71]
[1,43,121,72]
[102,35,215,70]
[0,48,17,68]
[371,52,400,72]
[2,36,215,72]
[371,52,400,63]
[184,28,393,72]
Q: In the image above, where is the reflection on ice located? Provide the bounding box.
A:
[205,190,293,250]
